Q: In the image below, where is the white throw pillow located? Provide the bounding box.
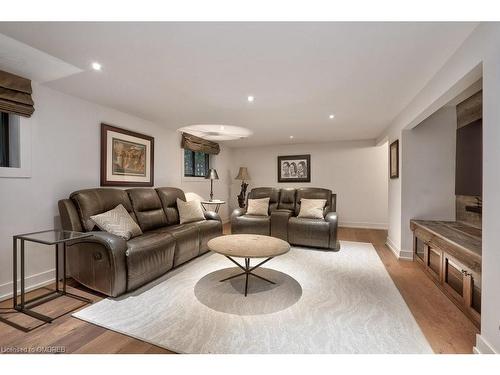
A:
[297,198,327,219]
[177,198,206,224]
[246,198,270,216]
[90,204,143,240]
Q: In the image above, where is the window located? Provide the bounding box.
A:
[184,149,210,177]
[0,112,20,168]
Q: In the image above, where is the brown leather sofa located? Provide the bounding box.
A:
[58,187,222,297]
[231,187,339,250]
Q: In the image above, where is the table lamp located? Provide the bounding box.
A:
[235,167,250,208]
[205,168,219,201]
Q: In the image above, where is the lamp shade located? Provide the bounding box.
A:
[205,168,219,180]
[235,167,250,181]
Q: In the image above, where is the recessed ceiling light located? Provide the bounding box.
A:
[247,95,255,102]
[289,135,294,139]
[91,62,102,71]
[329,114,335,119]
[220,125,225,130]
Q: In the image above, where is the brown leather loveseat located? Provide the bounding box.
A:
[58,187,222,297]
[231,187,339,250]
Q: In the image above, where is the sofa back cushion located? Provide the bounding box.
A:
[295,188,332,217]
[278,188,296,211]
[156,187,186,225]
[70,188,137,232]
[247,187,279,214]
[127,188,168,232]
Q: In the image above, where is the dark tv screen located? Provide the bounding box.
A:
[455,119,482,197]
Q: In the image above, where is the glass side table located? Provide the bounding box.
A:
[13,229,93,323]
[200,200,226,213]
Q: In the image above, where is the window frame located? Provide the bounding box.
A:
[183,149,210,178]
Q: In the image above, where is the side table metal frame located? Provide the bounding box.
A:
[13,232,93,324]
[200,200,226,213]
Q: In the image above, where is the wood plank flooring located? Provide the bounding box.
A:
[0,225,478,354]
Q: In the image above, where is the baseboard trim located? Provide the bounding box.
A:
[0,268,55,302]
[339,221,388,230]
[474,334,498,354]
[386,237,413,261]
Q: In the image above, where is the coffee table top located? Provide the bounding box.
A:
[208,234,290,258]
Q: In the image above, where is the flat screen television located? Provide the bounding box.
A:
[455,119,482,197]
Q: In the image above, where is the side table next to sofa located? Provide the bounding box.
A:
[13,229,93,325]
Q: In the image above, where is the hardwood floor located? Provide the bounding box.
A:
[0,225,478,354]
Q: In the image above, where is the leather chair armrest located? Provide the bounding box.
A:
[325,212,340,251]
[204,210,222,222]
[231,208,247,219]
[66,231,128,296]
[271,209,293,241]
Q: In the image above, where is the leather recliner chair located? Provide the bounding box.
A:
[231,187,340,251]
[58,187,222,297]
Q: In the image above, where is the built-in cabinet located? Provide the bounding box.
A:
[410,220,481,328]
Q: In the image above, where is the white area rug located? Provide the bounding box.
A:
[74,241,433,353]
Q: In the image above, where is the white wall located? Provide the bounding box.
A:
[400,106,457,257]
[229,140,388,229]
[379,23,500,353]
[0,84,233,300]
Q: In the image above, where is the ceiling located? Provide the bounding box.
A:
[0,22,477,147]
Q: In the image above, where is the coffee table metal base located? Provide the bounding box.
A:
[220,256,275,297]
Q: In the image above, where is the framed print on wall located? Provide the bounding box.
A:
[389,139,399,179]
[278,154,311,183]
[100,123,154,186]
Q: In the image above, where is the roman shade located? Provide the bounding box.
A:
[181,132,220,155]
[0,70,35,117]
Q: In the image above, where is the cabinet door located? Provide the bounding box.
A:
[414,236,426,264]
[443,255,465,304]
[426,246,442,282]
[463,270,481,324]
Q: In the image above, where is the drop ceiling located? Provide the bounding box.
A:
[0,22,478,147]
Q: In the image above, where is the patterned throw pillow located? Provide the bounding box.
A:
[297,198,327,219]
[246,197,270,216]
[177,198,206,224]
[90,204,143,240]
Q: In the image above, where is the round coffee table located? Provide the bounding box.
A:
[207,234,290,297]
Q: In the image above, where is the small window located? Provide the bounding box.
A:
[0,112,20,168]
[184,149,209,177]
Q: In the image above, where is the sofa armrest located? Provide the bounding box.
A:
[66,231,128,296]
[231,207,247,219]
[271,209,293,241]
[325,212,340,251]
[204,210,222,222]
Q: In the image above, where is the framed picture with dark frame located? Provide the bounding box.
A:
[100,123,154,186]
[389,139,399,179]
[278,154,311,183]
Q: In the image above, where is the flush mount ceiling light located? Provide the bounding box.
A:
[247,95,255,103]
[177,124,253,141]
[91,62,102,71]
[329,114,335,119]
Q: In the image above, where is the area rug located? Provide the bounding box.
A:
[73,241,433,354]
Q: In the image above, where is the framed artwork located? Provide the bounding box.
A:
[278,154,311,183]
[390,139,399,179]
[100,123,154,186]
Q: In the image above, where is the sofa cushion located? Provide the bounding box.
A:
[288,217,330,248]
[70,188,137,231]
[156,187,186,225]
[231,214,270,236]
[177,198,206,224]
[126,232,176,291]
[127,188,168,232]
[160,223,200,267]
[90,204,143,240]
[278,188,296,211]
[196,219,223,254]
[246,197,270,216]
[295,188,332,217]
[297,198,327,219]
[246,187,279,214]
